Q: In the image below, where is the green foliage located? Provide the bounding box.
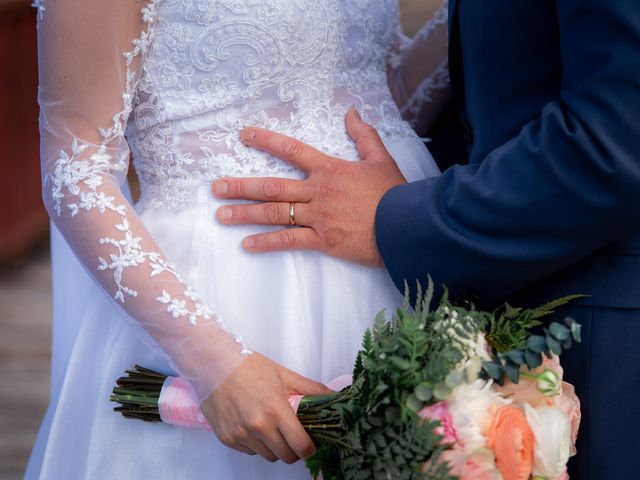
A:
[485,295,586,353]
[481,317,582,386]
[305,278,487,480]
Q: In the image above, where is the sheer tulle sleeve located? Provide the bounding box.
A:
[388,0,451,135]
[37,0,251,401]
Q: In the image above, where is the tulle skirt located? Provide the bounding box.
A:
[25,137,439,479]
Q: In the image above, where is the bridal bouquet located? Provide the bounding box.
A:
[111,283,582,480]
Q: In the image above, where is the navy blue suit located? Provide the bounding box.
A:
[376,0,640,476]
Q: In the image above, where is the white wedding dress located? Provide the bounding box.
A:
[26,0,448,478]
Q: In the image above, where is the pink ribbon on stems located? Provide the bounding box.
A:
[158,376,212,431]
[158,374,353,431]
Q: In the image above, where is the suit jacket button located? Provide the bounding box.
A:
[464,121,474,145]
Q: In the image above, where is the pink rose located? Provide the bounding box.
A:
[419,401,458,445]
[437,447,466,476]
[437,447,503,480]
[461,449,504,480]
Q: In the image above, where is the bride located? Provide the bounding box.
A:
[26,0,450,478]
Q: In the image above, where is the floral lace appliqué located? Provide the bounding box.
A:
[46,0,253,352]
[390,1,450,127]
[157,289,214,325]
[51,140,127,217]
[400,59,450,121]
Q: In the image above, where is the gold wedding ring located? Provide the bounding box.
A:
[289,202,296,226]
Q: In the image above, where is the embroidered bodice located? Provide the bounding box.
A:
[127,0,444,210]
[35,0,449,401]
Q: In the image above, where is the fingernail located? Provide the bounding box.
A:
[243,238,255,249]
[213,179,228,196]
[240,128,257,143]
[218,207,233,221]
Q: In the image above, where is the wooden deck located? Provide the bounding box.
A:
[0,252,51,479]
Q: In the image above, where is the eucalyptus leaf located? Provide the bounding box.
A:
[445,370,464,389]
[433,384,452,401]
[570,320,582,343]
[525,349,543,369]
[527,335,548,353]
[504,350,526,365]
[549,322,570,341]
[414,384,433,402]
[503,361,521,384]
[405,393,423,412]
[546,335,562,355]
[482,360,503,380]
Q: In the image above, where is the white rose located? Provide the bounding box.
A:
[448,380,509,451]
[524,404,571,478]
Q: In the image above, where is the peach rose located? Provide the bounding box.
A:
[494,356,563,408]
[558,382,581,456]
[552,470,569,480]
[542,354,564,378]
[494,374,553,408]
[419,401,458,445]
[486,405,534,480]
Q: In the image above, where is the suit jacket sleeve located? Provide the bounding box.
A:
[375,0,640,302]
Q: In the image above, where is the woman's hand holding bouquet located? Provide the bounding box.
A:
[112,282,583,479]
[203,353,332,463]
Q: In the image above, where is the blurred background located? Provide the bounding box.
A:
[0,1,443,478]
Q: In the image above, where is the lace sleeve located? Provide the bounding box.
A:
[36,0,251,402]
[388,0,451,135]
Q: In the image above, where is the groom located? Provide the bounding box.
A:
[212,0,640,477]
